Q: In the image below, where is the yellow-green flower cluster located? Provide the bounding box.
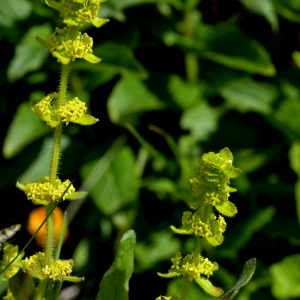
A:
[0,245,23,281]
[43,27,94,64]
[41,259,73,281]
[45,0,109,27]
[33,93,88,127]
[23,176,75,205]
[181,211,226,237]
[58,97,87,125]
[170,252,218,281]
[22,252,77,282]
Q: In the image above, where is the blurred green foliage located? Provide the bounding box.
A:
[1,0,300,299]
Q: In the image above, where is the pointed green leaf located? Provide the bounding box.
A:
[7,24,52,81]
[72,115,99,125]
[52,51,70,64]
[0,225,21,247]
[91,17,109,27]
[9,270,35,300]
[240,0,278,32]
[16,182,25,191]
[80,146,138,215]
[158,270,181,278]
[228,168,241,179]
[36,36,48,48]
[63,276,84,283]
[219,258,256,300]
[83,53,102,64]
[215,201,238,217]
[63,18,79,26]
[96,230,136,300]
[170,225,193,235]
[206,231,224,247]
[195,277,224,297]
[66,191,88,200]
[107,77,164,125]
[45,0,60,10]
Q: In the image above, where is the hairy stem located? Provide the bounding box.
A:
[181,237,202,300]
[36,64,70,300]
[36,279,47,300]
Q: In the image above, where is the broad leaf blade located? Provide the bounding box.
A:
[9,271,35,300]
[195,277,224,297]
[219,258,256,300]
[96,230,136,300]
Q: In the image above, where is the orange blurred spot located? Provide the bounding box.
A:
[27,206,69,248]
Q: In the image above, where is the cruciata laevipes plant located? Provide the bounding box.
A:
[0,1,108,299]
[156,148,242,300]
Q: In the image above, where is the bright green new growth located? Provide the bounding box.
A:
[157,148,241,300]
[0,1,108,300]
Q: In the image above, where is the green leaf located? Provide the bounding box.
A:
[107,77,164,125]
[73,239,89,271]
[0,0,32,28]
[206,231,224,247]
[66,191,88,200]
[220,78,278,114]
[80,146,138,215]
[135,230,181,272]
[270,254,300,299]
[274,0,300,23]
[215,201,238,217]
[168,74,202,109]
[195,277,224,297]
[166,23,276,76]
[72,114,99,125]
[167,277,214,300]
[219,258,256,300]
[3,102,50,159]
[96,230,136,300]
[289,143,300,225]
[91,17,109,27]
[273,98,300,140]
[170,225,193,235]
[7,24,52,81]
[158,270,180,278]
[9,271,35,300]
[180,101,222,142]
[240,0,278,31]
[83,53,102,64]
[45,0,60,10]
[0,224,21,247]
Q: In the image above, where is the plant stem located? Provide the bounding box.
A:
[36,64,70,300]
[36,279,47,300]
[181,237,202,300]
[184,7,198,83]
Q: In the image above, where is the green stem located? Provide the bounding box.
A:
[36,279,47,300]
[36,64,70,300]
[181,237,202,300]
[184,7,198,83]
